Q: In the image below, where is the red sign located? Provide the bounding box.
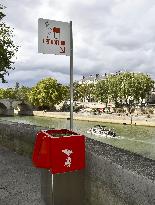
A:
[32,129,85,174]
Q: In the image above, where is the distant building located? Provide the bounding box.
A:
[77,71,123,85]
[78,73,107,85]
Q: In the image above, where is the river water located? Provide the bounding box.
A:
[0,115,155,160]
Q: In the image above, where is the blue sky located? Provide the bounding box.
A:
[1,0,155,88]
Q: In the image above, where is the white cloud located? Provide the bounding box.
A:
[0,0,155,87]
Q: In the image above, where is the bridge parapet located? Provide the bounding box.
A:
[0,99,33,116]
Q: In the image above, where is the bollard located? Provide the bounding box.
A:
[32,129,85,205]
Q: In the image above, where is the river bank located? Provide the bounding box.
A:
[33,111,155,127]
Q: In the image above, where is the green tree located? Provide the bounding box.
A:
[131,73,154,104]
[107,74,121,106]
[86,83,96,102]
[117,72,135,105]
[29,77,66,110]
[0,83,31,102]
[61,85,69,101]
[0,87,4,98]
[94,72,154,109]
[0,5,18,82]
[0,87,16,99]
[95,79,109,104]
[73,82,82,101]
[16,86,31,102]
[74,83,95,102]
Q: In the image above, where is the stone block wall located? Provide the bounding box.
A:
[0,121,154,205]
[85,139,155,205]
[0,120,41,157]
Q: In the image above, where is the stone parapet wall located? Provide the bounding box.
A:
[0,120,42,156]
[85,139,155,205]
[0,121,154,205]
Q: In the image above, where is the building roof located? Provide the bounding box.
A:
[78,74,106,84]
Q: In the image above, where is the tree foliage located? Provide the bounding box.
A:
[94,72,154,107]
[29,77,67,110]
[15,86,31,102]
[95,79,109,103]
[0,5,18,82]
[0,83,31,102]
[0,72,153,110]
[61,85,69,101]
[74,82,95,102]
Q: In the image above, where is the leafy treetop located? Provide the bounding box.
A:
[0,4,18,83]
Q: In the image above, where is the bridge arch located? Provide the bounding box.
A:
[0,99,33,116]
[14,102,33,116]
[0,102,7,115]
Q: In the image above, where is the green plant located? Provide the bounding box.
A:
[0,5,18,82]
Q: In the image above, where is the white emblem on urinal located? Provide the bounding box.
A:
[62,149,73,167]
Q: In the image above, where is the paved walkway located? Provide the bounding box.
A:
[0,145,42,205]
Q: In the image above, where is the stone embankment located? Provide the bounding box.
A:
[33,111,155,126]
[0,120,155,205]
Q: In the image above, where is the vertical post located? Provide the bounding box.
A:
[70,21,73,130]
[51,174,54,205]
[130,114,133,125]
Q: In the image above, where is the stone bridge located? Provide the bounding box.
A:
[0,99,33,116]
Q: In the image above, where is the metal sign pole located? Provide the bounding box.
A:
[70,21,73,130]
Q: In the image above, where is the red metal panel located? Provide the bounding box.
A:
[32,129,85,174]
[32,132,52,169]
[50,135,85,174]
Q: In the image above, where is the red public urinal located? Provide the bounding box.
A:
[32,129,85,174]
